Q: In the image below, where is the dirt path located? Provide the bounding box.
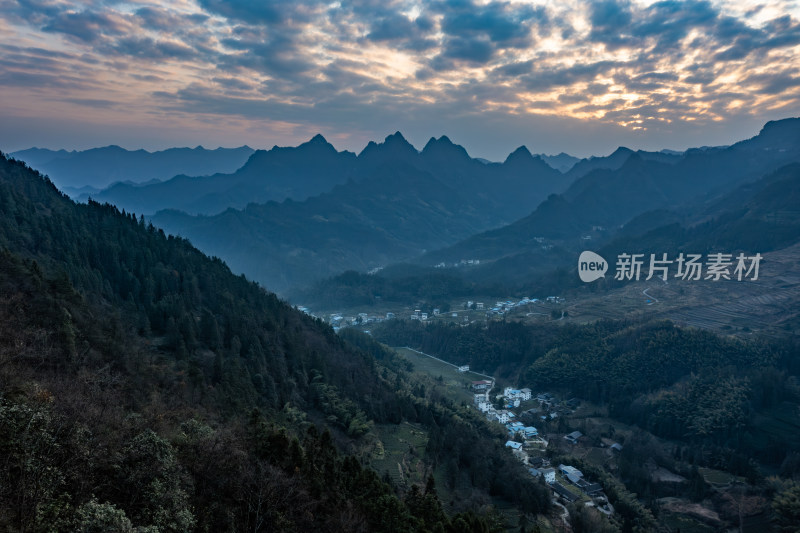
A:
[552,499,570,528]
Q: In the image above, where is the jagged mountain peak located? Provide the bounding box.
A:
[504,145,534,163]
[358,131,418,159]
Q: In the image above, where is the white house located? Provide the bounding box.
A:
[496,410,510,424]
[504,387,531,402]
[540,468,556,484]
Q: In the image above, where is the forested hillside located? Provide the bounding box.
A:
[0,153,551,531]
[373,318,800,467]
[372,317,800,529]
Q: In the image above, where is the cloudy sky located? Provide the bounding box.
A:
[1,0,799,159]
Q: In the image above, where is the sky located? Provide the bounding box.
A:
[1,0,799,160]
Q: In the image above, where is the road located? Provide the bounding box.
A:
[642,287,658,304]
[643,278,669,305]
[552,499,570,527]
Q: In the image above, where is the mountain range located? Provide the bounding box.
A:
[74,135,357,215]
[10,144,255,192]
[10,119,800,299]
[148,133,573,292]
[298,158,800,343]
[152,119,800,295]
[422,118,800,267]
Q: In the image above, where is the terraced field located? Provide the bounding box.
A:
[368,422,429,490]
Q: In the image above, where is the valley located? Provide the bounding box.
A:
[5,0,800,530]
[296,240,800,343]
[4,119,800,533]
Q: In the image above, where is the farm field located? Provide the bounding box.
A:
[394,347,493,404]
[368,422,430,490]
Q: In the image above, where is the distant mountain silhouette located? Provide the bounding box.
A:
[10,145,254,190]
[303,159,800,307]
[81,135,356,215]
[563,146,684,181]
[150,132,570,293]
[592,161,800,276]
[538,152,581,172]
[423,118,800,267]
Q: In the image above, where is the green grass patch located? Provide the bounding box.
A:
[394,347,491,404]
[697,467,743,486]
[584,447,610,468]
[369,422,429,489]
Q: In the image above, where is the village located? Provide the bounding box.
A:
[471,379,617,514]
[293,301,622,522]
[295,294,567,332]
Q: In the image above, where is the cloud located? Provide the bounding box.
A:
[366,13,437,51]
[135,6,209,33]
[219,31,315,77]
[746,72,800,95]
[514,61,625,92]
[43,10,129,43]
[438,0,546,44]
[589,0,634,49]
[196,0,285,24]
[1,0,799,158]
[440,35,494,63]
[211,76,256,92]
[112,37,198,60]
[60,96,117,107]
[427,0,549,68]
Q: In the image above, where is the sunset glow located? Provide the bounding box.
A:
[1,0,799,158]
